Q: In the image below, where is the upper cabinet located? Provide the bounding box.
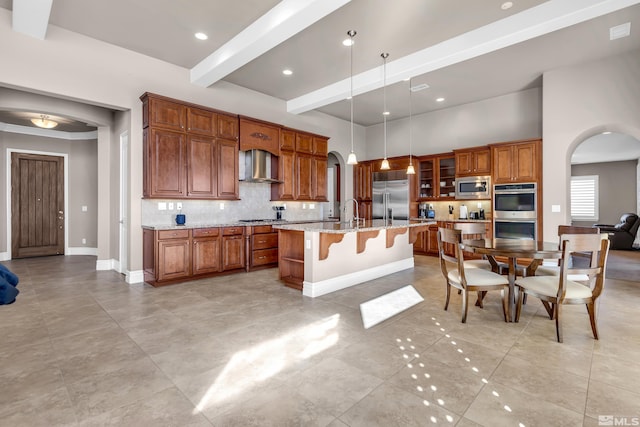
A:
[417,154,455,200]
[271,128,329,202]
[454,147,491,177]
[239,117,279,155]
[490,139,541,184]
[141,93,240,200]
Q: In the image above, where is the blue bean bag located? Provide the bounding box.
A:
[0,264,19,305]
[0,264,19,287]
[0,276,19,305]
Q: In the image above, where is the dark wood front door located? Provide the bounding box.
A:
[11,153,65,258]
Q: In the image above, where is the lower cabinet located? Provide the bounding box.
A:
[222,227,245,271]
[192,228,221,275]
[143,226,245,287]
[249,225,278,270]
[413,224,439,255]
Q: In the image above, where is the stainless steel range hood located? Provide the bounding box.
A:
[240,149,282,183]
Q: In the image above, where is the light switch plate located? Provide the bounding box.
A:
[168,202,174,210]
[551,205,561,213]
[158,202,167,210]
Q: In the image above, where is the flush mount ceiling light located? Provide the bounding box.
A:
[380,52,390,171]
[31,114,58,129]
[194,32,208,40]
[346,30,358,165]
[282,69,293,75]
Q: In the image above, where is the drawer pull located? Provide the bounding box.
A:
[258,240,266,243]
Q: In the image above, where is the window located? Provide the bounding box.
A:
[571,175,598,221]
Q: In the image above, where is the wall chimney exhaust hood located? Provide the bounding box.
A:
[239,149,282,183]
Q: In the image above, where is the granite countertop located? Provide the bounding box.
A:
[273,219,436,234]
[142,219,338,230]
[411,217,491,223]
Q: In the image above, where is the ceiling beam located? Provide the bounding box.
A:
[191,0,351,88]
[12,0,53,40]
[287,0,640,115]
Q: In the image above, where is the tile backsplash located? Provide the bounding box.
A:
[141,182,325,226]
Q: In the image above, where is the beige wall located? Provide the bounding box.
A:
[0,8,363,275]
[0,132,98,251]
[543,49,640,241]
[572,160,638,227]
[365,87,542,159]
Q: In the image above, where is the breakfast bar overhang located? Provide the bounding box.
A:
[274,221,432,297]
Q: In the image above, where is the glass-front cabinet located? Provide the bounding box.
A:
[417,154,455,201]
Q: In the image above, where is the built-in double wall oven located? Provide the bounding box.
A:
[493,182,537,241]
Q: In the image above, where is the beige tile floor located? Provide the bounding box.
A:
[0,254,639,426]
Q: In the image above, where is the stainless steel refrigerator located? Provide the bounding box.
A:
[372,171,409,221]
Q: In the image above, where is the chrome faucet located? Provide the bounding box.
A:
[343,198,360,228]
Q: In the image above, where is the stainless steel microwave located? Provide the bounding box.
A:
[455,176,491,200]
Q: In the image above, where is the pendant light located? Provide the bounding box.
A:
[380,52,390,170]
[406,78,416,175]
[346,30,358,165]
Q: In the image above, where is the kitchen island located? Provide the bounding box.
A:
[274,220,432,297]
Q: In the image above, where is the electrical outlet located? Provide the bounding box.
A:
[176,202,182,210]
[309,203,315,210]
[81,205,88,212]
[82,238,86,244]
[220,203,225,210]
[168,202,174,210]
[305,239,311,249]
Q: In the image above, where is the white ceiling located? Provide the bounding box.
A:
[1,0,640,161]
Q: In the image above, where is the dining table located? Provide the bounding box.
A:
[460,238,561,322]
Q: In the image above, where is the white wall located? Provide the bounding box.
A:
[543,49,640,241]
[0,8,365,273]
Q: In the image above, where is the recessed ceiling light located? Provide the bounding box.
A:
[501,2,513,10]
[383,111,390,116]
[282,69,293,76]
[436,97,445,102]
[194,32,208,40]
[610,22,631,40]
[342,38,354,47]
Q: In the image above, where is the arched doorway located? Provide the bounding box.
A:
[570,131,640,246]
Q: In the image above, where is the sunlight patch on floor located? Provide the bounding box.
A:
[194,314,340,413]
[359,285,424,329]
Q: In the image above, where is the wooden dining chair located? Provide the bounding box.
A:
[453,222,494,271]
[514,233,610,342]
[437,227,509,323]
[534,225,600,278]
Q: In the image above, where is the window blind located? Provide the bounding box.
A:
[571,175,598,221]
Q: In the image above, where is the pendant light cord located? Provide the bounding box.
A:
[382,53,388,160]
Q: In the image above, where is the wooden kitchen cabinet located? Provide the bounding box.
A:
[142,92,239,200]
[272,150,296,201]
[280,128,296,151]
[491,139,540,184]
[249,225,278,270]
[312,156,328,201]
[147,128,187,198]
[455,147,491,176]
[217,138,239,199]
[295,153,313,200]
[192,228,221,275]
[413,224,438,255]
[353,161,373,201]
[187,135,216,198]
[313,136,328,156]
[155,229,191,282]
[222,227,245,271]
[417,154,455,200]
[295,133,314,154]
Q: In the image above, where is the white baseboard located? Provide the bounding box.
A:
[302,258,414,298]
[67,247,98,256]
[127,270,144,284]
[0,252,8,261]
[95,258,114,270]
